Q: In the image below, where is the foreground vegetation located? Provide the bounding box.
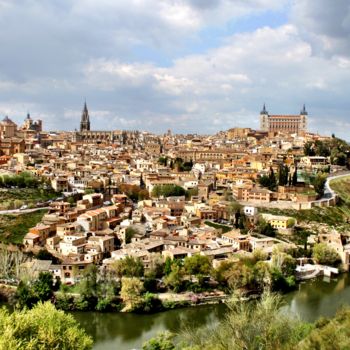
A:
[143,292,350,350]
[0,302,93,349]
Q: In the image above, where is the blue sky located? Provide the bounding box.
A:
[0,0,349,138]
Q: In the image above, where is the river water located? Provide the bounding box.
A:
[73,274,350,350]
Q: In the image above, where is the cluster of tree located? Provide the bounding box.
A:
[256,218,277,237]
[119,184,150,202]
[213,246,296,294]
[259,165,298,191]
[258,167,277,191]
[0,172,41,189]
[0,302,93,349]
[278,164,298,186]
[151,184,186,198]
[158,156,169,166]
[304,137,350,167]
[164,255,212,293]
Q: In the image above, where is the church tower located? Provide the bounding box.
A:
[80,101,90,132]
[260,103,269,131]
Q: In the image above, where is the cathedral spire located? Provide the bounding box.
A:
[80,100,90,132]
[300,104,308,115]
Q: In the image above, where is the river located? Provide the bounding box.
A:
[73,274,350,350]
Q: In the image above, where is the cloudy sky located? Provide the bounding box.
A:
[0,0,349,138]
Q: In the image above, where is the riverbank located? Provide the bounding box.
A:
[72,273,350,350]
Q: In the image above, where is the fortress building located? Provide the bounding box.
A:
[260,104,308,136]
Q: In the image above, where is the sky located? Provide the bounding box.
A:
[0,0,350,138]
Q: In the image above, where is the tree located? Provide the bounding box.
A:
[15,281,39,309]
[77,265,98,308]
[312,243,341,267]
[146,253,164,278]
[226,201,242,224]
[163,257,172,276]
[312,173,327,198]
[256,218,277,237]
[259,168,277,191]
[143,331,175,350]
[32,272,54,302]
[278,164,289,186]
[268,167,277,191]
[151,184,185,198]
[164,264,183,292]
[120,277,144,311]
[125,226,139,244]
[271,252,296,277]
[0,302,93,349]
[304,141,315,156]
[183,255,212,276]
[111,256,144,278]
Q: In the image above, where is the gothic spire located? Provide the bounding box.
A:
[260,103,268,115]
[300,104,308,115]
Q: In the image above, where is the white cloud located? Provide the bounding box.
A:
[0,1,349,139]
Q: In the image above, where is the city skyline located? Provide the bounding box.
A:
[0,1,349,138]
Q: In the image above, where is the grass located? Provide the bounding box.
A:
[0,188,58,210]
[0,209,47,245]
[204,220,232,234]
[330,176,350,203]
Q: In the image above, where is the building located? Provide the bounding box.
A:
[21,113,42,133]
[260,104,308,135]
[0,116,17,138]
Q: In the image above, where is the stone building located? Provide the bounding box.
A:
[260,104,308,135]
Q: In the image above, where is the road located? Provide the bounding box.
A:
[0,207,49,215]
[322,171,350,201]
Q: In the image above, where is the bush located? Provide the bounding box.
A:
[0,302,93,349]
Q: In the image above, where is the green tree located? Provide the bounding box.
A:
[111,256,144,278]
[143,331,175,350]
[312,172,327,198]
[32,272,54,302]
[183,255,212,276]
[163,257,173,276]
[125,227,139,244]
[151,184,186,198]
[120,277,144,311]
[15,281,39,309]
[312,243,341,267]
[164,264,183,292]
[0,302,93,349]
[256,218,277,237]
[77,265,98,308]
